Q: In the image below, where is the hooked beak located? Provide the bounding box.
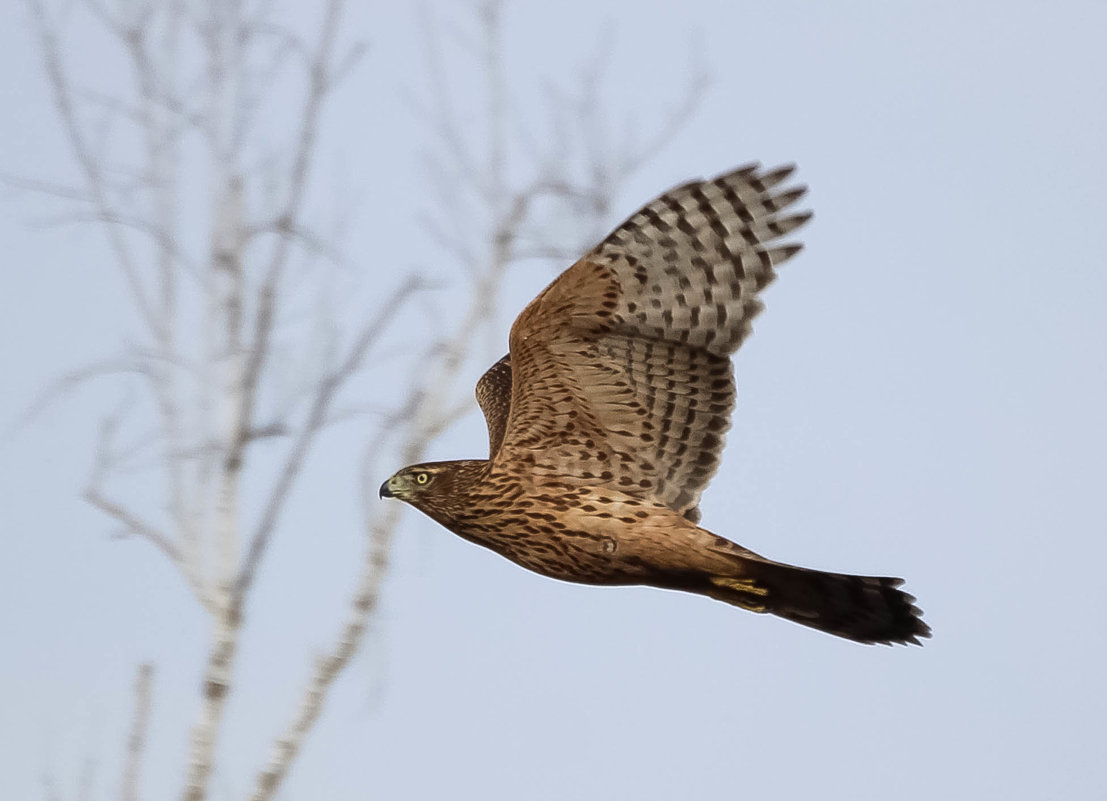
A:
[379,479,394,499]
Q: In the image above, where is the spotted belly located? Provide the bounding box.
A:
[446,484,709,585]
[454,514,624,584]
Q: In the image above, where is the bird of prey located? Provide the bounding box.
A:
[381,164,929,645]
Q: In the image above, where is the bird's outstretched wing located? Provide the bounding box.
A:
[475,353,512,458]
[496,165,810,518]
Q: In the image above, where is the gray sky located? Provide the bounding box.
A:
[2,2,1106,799]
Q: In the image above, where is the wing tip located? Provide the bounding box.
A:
[730,161,761,177]
[762,163,798,184]
[773,186,809,208]
[764,243,805,265]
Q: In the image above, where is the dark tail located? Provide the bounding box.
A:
[705,559,931,645]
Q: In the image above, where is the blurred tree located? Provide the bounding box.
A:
[13,0,704,798]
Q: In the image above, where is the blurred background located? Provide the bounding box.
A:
[1,1,1105,799]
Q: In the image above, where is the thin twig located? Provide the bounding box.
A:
[120,663,154,801]
[249,501,399,801]
[2,358,144,444]
[85,488,180,563]
[84,486,213,610]
[30,210,198,274]
[233,0,345,468]
[26,0,162,339]
[0,171,90,203]
[236,275,422,596]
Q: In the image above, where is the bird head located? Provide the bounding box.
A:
[378,460,488,518]
[379,463,444,502]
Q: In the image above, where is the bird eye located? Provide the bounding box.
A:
[415,472,429,485]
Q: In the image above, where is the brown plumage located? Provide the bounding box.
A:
[382,164,929,645]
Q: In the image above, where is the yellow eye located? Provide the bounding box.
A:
[415,472,430,485]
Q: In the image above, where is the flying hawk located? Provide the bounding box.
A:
[381,164,929,645]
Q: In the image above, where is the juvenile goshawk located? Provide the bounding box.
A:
[381,164,929,645]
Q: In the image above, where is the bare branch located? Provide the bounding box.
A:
[233,0,345,468]
[416,209,479,272]
[330,41,369,89]
[82,403,212,610]
[245,218,348,268]
[248,421,290,441]
[235,275,422,597]
[29,210,198,274]
[83,0,130,38]
[78,88,145,126]
[120,663,154,801]
[84,488,188,579]
[249,501,399,801]
[250,21,313,69]
[416,1,483,196]
[26,0,162,339]
[3,358,144,444]
[0,171,91,203]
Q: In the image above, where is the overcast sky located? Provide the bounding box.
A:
[2,2,1106,800]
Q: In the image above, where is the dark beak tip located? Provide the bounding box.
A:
[378,480,393,499]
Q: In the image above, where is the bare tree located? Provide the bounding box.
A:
[14,0,705,799]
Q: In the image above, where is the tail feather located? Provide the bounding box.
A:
[707,560,930,645]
